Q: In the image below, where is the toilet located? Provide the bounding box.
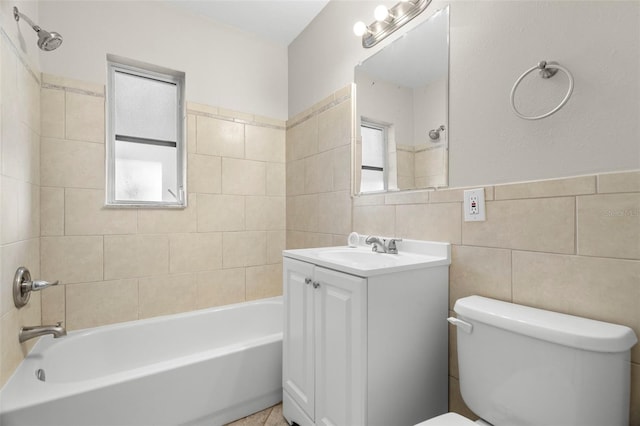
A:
[418,295,638,426]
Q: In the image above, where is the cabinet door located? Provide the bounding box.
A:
[314,267,366,426]
[283,258,316,420]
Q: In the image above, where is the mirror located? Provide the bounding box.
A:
[354,6,449,194]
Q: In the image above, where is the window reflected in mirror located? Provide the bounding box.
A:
[360,120,387,193]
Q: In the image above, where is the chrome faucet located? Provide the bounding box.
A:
[19,321,66,343]
[365,235,387,253]
[365,236,403,254]
[386,238,403,254]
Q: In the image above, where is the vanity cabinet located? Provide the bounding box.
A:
[283,258,366,426]
[282,242,450,426]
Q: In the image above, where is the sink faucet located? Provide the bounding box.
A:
[365,236,403,254]
[386,238,403,254]
[19,321,66,343]
[365,235,387,253]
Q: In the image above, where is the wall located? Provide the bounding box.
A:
[39,74,285,330]
[413,76,446,147]
[414,144,447,188]
[38,1,288,120]
[286,87,353,250]
[0,5,42,385]
[289,1,640,187]
[413,77,447,188]
[396,145,413,190]
[355,69,414,146]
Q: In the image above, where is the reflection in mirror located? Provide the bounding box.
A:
[106,55,186,208]
[354,6,449,194]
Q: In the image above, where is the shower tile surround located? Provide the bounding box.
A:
[37,75,286,332]
[395,144,448,190]
[0,30,42,386]
[0,35,636,426]
[287,86,640,425]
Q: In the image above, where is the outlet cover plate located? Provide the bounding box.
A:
[464,188,486,221]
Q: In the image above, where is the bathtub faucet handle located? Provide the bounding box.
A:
[29,279,60,291]
[13,267,61,308]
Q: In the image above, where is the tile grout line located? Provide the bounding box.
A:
[574,196,578,256]
[188,109,285,131]
[510,249,514,303]
[287,93,351,131]
[41,82,103,98]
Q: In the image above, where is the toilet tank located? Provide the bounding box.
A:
[453,296,637,426]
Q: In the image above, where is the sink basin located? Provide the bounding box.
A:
[283,241,451,277]
[317,249,415,269]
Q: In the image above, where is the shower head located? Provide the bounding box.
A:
[428,125,446,141]
[36,29,63,51]
[13,7,63,51]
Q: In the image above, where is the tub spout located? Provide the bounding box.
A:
[19,321,66,343]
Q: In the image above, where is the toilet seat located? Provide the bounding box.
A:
[415,412,477,426]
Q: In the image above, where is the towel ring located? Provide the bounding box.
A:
[510,61,574,120]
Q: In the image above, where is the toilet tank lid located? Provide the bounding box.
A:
[454,296,638,353]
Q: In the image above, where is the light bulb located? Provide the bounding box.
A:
[353,21,369,37]
[374,5,390,22]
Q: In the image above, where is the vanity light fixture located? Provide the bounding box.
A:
[353,0,432,48]
[353,21,371,37]
[374,5,394,22]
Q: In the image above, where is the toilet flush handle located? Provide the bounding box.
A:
[447,317,473,334]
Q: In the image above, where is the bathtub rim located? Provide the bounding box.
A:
[0,296,283,414]
[67,295,283,339]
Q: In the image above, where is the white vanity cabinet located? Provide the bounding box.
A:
[282,241,450,426]
[283,258,366,426]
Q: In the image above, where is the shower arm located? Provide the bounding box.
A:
[14,7,42,33]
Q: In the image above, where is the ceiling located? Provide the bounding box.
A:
[167,0,330,46]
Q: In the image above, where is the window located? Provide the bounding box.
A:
[360,120,387,193]
[106,56,186,207]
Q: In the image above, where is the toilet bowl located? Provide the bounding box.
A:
[417,296,637,426]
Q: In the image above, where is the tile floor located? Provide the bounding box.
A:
[225,403,289,426]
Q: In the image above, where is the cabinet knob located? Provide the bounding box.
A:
[305,277,312,285]
[312,281,320,289]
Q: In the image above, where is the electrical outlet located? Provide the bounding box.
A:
[464,188,486,221]
[470,195,479,214]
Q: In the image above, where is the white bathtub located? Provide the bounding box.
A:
[0,297,283,426]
